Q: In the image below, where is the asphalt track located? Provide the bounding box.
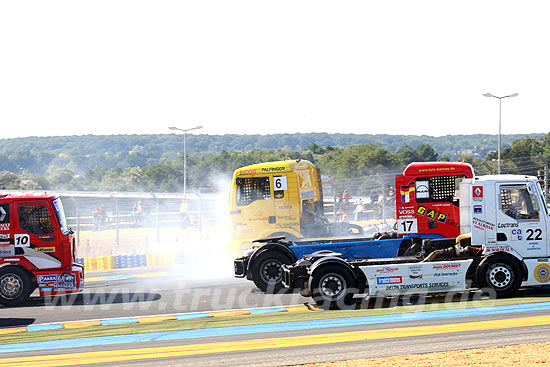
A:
[2,266,550,366]
[0,265,310,326]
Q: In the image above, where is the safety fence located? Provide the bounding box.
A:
[76,252,187,271]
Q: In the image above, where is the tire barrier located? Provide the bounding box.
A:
[76,252,183,271]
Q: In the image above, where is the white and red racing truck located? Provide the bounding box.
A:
[0,194,83,306]
[283,174,550,308]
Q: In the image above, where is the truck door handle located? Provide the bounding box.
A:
[38,235,55,241]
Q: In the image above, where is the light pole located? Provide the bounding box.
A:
[168,125,203,197]
[482,92,518,174]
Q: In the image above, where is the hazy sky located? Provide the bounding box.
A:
[1,1,549,139]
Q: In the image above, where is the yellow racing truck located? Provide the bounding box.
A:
[229,159,362,253]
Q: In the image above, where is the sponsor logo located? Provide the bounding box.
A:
[415,181,430,199]
[40,287,53,293]
[401,182,415,203]
[386,282,450,291]
[473,186,484,199]
[473,217,495,231]
[398,209,415,216]
[238,169,257,175]
[300,191,314,199]
[0,223,9,231]
[498,223,519,228]
[432,263,461,270]
[534,264,550,283]
[485,245,512,253]
[376,267,399,274]
[0,234,9,239]
[0,241,10,245]
[377,276,402,285]
[0,247,14,256]
[474,205,482,214]
[416,206,458,228]
[409,265,422,279]
[35,247,55,253]
[260,166,286,173]
[37,275,64,283]
[434,272,459,277]
[511,229,523,241]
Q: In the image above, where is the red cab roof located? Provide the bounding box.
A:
[403,161,474,178]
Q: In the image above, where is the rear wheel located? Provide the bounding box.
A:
[251,251,292,293]
[0,266,34,306]
[476,254,522,298]
[310,264,357,309]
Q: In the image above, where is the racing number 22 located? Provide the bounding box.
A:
[526,228,542,241]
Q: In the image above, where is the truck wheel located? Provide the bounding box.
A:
[347,224,363,235]
[0,266,34,307]
[476,254,522,298]
[310,264,357,310]
[251,251,291,293]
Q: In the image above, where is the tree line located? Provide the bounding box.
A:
[1,132,549,195]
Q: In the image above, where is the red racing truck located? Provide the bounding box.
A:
[0,194,83,306]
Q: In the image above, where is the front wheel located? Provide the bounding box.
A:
[0,266,34,307]
[251,251,292,293]
[476,254,522,298]
[310,264,357,309]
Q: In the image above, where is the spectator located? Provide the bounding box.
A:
[343,189,351,205]
[132,201,144,226]
[179,199,191,228]
[92,206,100,230]
[353,199,365,221]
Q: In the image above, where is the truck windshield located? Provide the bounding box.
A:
[52,198,70,234]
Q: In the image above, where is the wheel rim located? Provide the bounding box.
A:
[260,260,282,284]
[319,273,346,301]
[0,273,23,300]
[487,263,513,289]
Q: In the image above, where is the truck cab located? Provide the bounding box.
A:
[229,160,359,252]
[0,195,83,306]
[462,176,550,285]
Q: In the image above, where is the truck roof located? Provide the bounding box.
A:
[234,159,315,176]
[0,194,56,201]
[403,161,474,178]
[472,175,537,183]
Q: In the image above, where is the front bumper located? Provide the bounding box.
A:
[234,256,250,278]
[282,259,311,290]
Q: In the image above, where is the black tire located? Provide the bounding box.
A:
[347,224,363,235]
[310,264,358,310]
[476,254,522,298]
[0,266,34,307]
[251,251,292,293]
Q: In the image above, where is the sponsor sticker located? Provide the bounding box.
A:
[432,263,461,270]
[534,264,550,283]
[474,205,482,214]
[377,276,402,285]
[0,223,9,231]
[0,247,14,256]
[376,267,399,274]
[473,218,495,231]
[409,265,422,279]
[0,234,9,239]
[473,186,483,201]
[35,247,56,253]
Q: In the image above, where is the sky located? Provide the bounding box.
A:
[1,1,549,139]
